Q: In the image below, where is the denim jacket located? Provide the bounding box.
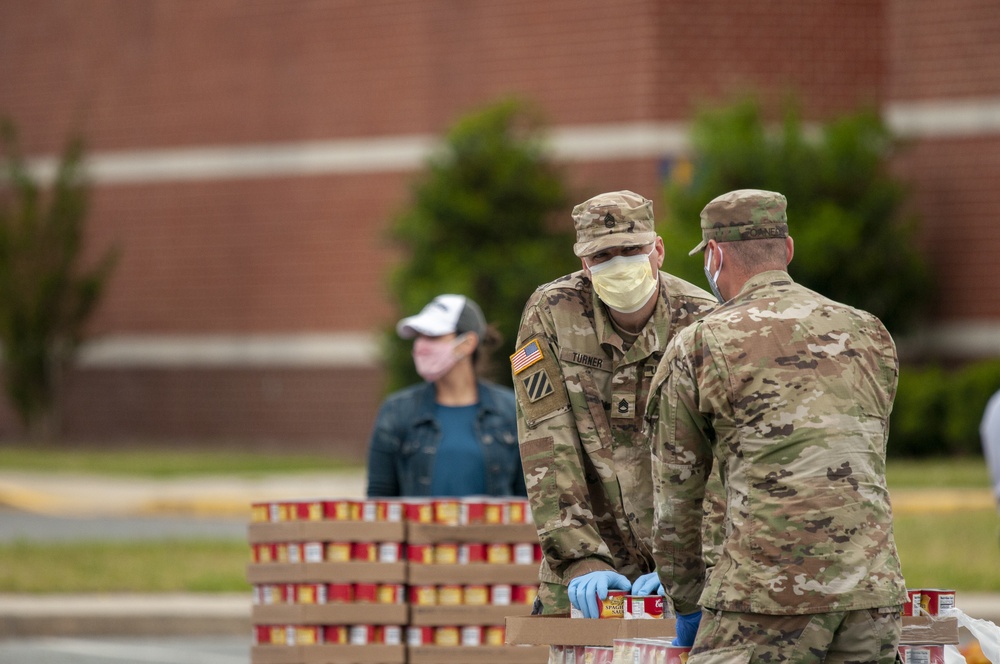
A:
[365,380,526,497]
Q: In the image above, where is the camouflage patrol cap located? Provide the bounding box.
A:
[572,190,657,257]
[688,189,788,256]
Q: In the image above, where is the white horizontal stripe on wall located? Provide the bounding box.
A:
[885,97,1000,139]
[76,334,381,369]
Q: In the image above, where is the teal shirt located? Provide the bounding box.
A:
[429,403,487,496]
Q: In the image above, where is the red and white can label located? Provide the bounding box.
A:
[253,624,271,644]
[359,500,378,522]
[407,626,434,646]
[349,625,375,645]
[327,583,353,603]
[625,594,664,619]
[323,499,353,521]
[919,589,955,616]
[301,541,324,563]
[460,500,486,525]
[377,583,405,604]
[903,589,921,616]
[513,584,537,605]
[379,625,403,645]
[295,583,326,605]
[324,625,348,644]
[408,543,434,564]
[351,541,378,562]
[513,542,535,565]
[460,625,484,646]
[458,543,486,564]
[378,542,404,563]
[490,584,513,606]
[354,583,378,603]
[403,499,434,523]
[898,644,945,664]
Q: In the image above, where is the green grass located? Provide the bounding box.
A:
[0,444,362,477]
[1,452,997,593]
[0,540,251,593]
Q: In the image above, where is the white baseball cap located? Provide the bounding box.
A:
[396,294,486,339]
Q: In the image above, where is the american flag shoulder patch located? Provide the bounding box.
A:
[510,339,544,375]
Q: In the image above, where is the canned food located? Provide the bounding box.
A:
[377,583,405,604]
[434,625,460,646]
[275,542,292,563]
[377,499,404,522]
[354,583,378,603]
[433,499,461,525]
[460,500,486,525]
[267,502,285,522]
[483,499,508,524]
[349,624,376,645]
[253,543,276,563]
[463,585,489,605]
[378,542,404,563]
[404,499,434,523]
[513,584,537,605]
[409,585,437,606]
[379,625,403,645]
[408,543,434,564]
[534,543,543,562]
[284,542,301,563]
[407,626,434,646]
[572,590,625,618]
[268,625,287,645]
[324,625,349,644]
[326,583,353,603]
[323,499,354,521]
[295,583,326,605]
[299,500,323,521]
[437,584,463,606]
[486,543,512,564]
[898,644,945,664]
[490,584,512,605]
[919,589,956,616]
[326,542,352,562]
[903,589,921,617]
[513,542,535,565]
[458,543,486,564]
[434,542,459,564]
[460,625,484,646]
[253,624,271,644]
[508,499,530,523]
[484,625,505,645]
[359,500,378,522]
[260,584,288,605]
[294,625,322,645]
[585,645,614,664]
[301,541,324,563]
[250,503,270,523]
[625,594,664,619]
[351,541,378,562]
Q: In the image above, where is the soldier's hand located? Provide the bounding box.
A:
[630,572,662,596]
[567,570,631,619]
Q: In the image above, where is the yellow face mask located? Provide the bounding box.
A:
[586,247,657,313]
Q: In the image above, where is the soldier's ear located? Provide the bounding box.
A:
[785,236,794,265]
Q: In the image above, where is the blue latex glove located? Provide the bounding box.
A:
[630,572,662,596]
[567,570,631,619]
[672,610,703,647]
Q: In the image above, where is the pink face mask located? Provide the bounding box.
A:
[412,334,468,382]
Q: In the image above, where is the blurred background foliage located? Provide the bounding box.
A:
[384,98,578,392]
[658,96,931,335]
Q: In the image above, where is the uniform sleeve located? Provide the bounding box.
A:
[513,293,617,581]
[365,400,401,498]
[649,328,717,615]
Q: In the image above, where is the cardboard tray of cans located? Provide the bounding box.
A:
[407,562,539,585]
[408,645,549,664]
[410,604,534,627]
[899,615,959,645]
[406,522,538,544]
[248,521,407,544]
[251,644,405,664]
[247,561,407,584]
[253,603,408,626]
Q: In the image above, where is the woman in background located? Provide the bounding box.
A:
[365,294,525,497]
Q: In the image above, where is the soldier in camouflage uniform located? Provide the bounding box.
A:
[511,190,719,618]
[647,189,907,663]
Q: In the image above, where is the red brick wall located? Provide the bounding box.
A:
[1,0,995,445]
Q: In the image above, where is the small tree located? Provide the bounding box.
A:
[0,121,118,439]
[660,98,931,334]
[385,98,576,391]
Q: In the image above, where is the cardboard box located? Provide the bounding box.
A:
[407,563,539,585]
[504,614,959,648]
[247,562,407,584]
[248,521,406,544]
[900,615,959,645]
[251,644,404,664]
[505,615,675,646]
[409,604,533,626]
[407,523,538,545]
[252,603,408,626]
[408,645,548,663]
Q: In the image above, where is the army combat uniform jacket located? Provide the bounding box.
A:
[514,270,717,590]
[648,270,908,616]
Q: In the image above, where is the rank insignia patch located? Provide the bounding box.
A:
[510,339,543,375]
[522,368,554,403]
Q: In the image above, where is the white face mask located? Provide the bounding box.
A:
[704,246,725,303]
[587,247,658,314]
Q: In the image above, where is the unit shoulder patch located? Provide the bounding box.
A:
[512,337,570,428]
